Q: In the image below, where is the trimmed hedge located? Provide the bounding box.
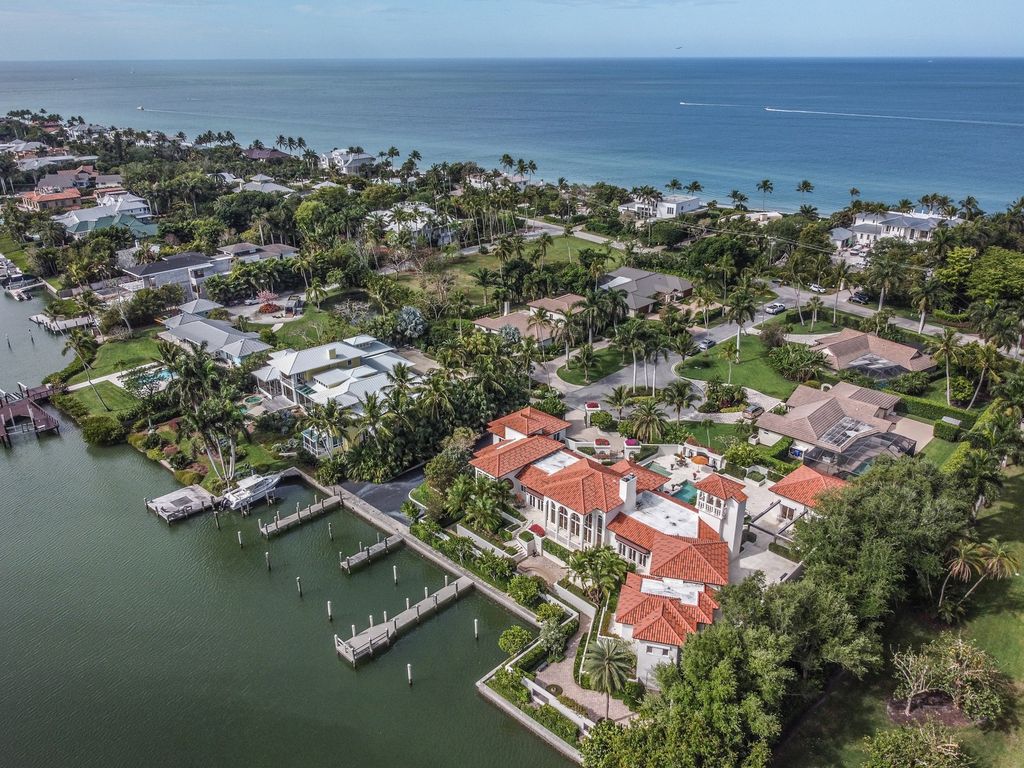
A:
[896,395,977,429]
[940,441,973,476]
[542,537,572,563]
[932,420,960,442]
[530,704,580,746]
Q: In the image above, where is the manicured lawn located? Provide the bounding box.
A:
[67,381,140,417]
[270,306,357,350]
[919,437,959,467]
[398,235,620,305]
[776,469,1024,768]
[676,335,798,400]
[679,420,748,454]
[557,346,626,386]
[68,330,161,384]
[759,308,858,336]
[0,234,32,273]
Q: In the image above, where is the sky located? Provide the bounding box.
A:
[4,0,1024,60]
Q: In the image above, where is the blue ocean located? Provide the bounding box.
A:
[1,58,1022,212]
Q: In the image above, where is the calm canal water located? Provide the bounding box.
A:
[0,294,569,768]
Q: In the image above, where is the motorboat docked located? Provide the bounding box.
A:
[222,472,281,510]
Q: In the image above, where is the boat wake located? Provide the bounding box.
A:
[763,107,1024,128]
[679,101,745,108]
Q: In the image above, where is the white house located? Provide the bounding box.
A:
[319,149,375,175]
[850,210,960,247]
[370,202,456,246]
[618,194,702,220]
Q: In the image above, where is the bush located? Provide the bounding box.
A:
[141,431,163,450]
[886,371,930,396]
[174,469,204,486]
[518,530,535,542]
[530,704,579,746]
[939,441,973,475]
[51,393,89,423]
[897,395,977,429]
[760,323,788,349]
[508,574,545,608]
[535,602,565,624]
[542,537,572,563]
[949,376,973,406]
[589,411,615,431]
[489,666,530,707]
[621,680,646,710]
[81,415,127,446]
[557,694,590,716]
[499,626,534,658]
[532,396,567,418]
[932,420,960,442]
[168,450,194,470]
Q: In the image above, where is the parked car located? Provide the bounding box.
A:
[848,291,871,305]
[697,338,717,351]
[742,404,765,419]
[765,302,787,315]
[243,297,260,306]
[809,283,827,294]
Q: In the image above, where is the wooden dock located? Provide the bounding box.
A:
[30,313,95,333]
[334,576,475,666]
[259,495,341,538]
[0,384,62,448]
[339,535,404,574]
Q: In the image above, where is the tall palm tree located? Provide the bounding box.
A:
[966,343,1002,411]
[583,638,633,720]
[470,267,496,306]
[300,400,352,457]
[756,178,774,211]
[61,329,110,411]
[605,385,632,419]
[660,380,699,421]
[305,278,327,309]
[957,450,1004,518]
[796,180,814,199]
[929,328,964,406]
[937,539,985,611]
[573,291,605,345]
[806,296,825,327]
[910,276,949,334]
[725,286,758,352]
[831,261,853,324]
[866,249,905,312]
[572,343,597,383]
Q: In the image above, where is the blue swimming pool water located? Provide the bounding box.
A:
[672,481,699,505]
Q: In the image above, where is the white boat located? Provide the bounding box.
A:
[222,473,281,510]
[137,105,144,110]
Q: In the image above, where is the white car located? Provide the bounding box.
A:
[809,283,827,294]
[765,302,787,315]
[243,297,260,306]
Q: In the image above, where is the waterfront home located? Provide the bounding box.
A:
[487,407,571,443]
[252,335,419,454]
[755,383,916,477]
[598,267,693,317]
[159,311,271,367]
[237,177,296,195]
[767,464,848,525]
[93,191,152,218]
[122,252,212,300]
[809,329,935,379]
[850,210,960,247]
[241,147,289,161]
[53,210,157,240]
[829,226,854,250]
[19,187,81,212]
[467,171,530,192]
[319,148,374,175]
[618,194,702,220]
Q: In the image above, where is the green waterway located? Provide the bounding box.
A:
[0,295,570,768]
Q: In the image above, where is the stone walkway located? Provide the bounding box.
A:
[534,616,634,724]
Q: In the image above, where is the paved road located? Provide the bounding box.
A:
[343,466,425,526]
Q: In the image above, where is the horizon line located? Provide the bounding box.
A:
[2,55,1024,64]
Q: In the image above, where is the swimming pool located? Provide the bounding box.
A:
[672,481,699,505]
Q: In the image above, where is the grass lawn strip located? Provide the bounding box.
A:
[676,335,797,400]
[557,346,626,386]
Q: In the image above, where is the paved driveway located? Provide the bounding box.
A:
[343,466,425,525]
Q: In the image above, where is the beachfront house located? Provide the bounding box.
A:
[598,267,693,317]
[618,194,702,221]
[755,383,916,477]
[319,149,375,175]
[122,252,212,300]
[850,210,960,247]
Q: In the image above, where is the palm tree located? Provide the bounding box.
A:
[832,261,853,324]
[574,291,605,345]
[866,249,905,312]
[583,638,633,719]
[61,329,110,411]
[957,450,1004,518]
[470,268,496,306]
[725,286,758,352]
[806,296,825,327]
[929,328,964,406]
[300,401,352,457]
[796,179,814,199]
[910,276,949,334]
[572,343,597,383]
[535,231,554,266]
[665,178,682,194]
[305,278,327,309]
[684,180,703,195]
[605,385,632,419]
[756,179,774,211]
[937,539,985,612]
[966,343,1002,411]
[660,380,699,421]
[958,538,1020,606]
[627,400,668,443]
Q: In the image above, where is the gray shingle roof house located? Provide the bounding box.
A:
[598,267,693,316]
[159,312,271,367]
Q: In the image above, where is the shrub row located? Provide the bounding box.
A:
[932,420,961,442]
[542,537,572,563]
[896,394,978,429]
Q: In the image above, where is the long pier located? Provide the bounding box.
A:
[334,576,474,666]
[339,535,404,573]
[30,313,95,333]
[259,495,341,538]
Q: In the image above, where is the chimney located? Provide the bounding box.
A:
[619,473,637,511]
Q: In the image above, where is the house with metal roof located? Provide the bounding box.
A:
[850,210,960,247]
[122,252,212,299]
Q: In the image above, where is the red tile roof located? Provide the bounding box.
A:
[469,435,563,478]
[528,458,625,515]
[615,573,720,646]
[22,188,81,203]
[769,464,848,509]
[694,473,747,502]
[608,460,667,493]
[487,407,571,440]
[607,509,728,586]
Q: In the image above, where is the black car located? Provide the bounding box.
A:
[848,291,871,305]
